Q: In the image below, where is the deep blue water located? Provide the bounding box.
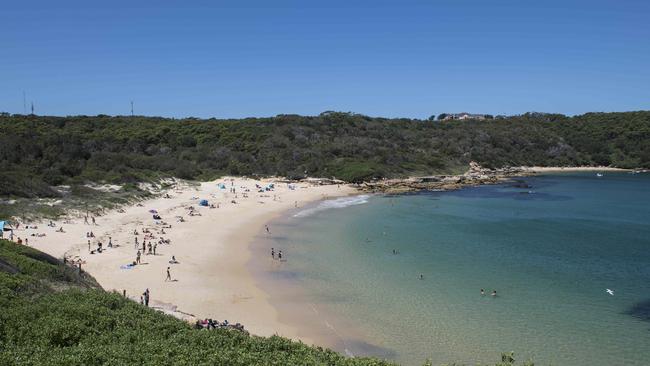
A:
[261,172,650,365]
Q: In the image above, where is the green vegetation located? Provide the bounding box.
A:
[0,239,535,365]
[1,111,649,199]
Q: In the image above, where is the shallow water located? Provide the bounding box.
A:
[257,172,650,365]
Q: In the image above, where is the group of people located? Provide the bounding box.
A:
[270,247,283,261]
[480,288,498,297]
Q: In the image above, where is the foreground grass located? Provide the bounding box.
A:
[0,240,533,365]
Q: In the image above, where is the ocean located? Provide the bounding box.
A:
[252,172,650,365]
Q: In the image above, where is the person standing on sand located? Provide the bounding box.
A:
[166,267,172,281]
[108,237,112,248]
[84,216,89,225]
[265,225,270,234]
[144,288,150,307]
[92,216,96,225]
[136,250,141,264]
[278,250,282,260]
[153,243,157,255]
[135,237,139,249]
[88,240,91,252]
[271,248,275,259]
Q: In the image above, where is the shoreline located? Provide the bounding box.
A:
[247,198,379,357]
[17,177,356,344]
[5,167,642,351]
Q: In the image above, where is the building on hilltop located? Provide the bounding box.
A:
[440,112,488,121]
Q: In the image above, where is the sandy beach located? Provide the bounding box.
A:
[14,177,356,343]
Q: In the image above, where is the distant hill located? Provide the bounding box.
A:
[1,111,648,198]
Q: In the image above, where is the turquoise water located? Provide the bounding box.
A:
[258,173,650,365]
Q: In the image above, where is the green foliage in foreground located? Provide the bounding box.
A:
[1,111,649,197]
[0,239,534,365]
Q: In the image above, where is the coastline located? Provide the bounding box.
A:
[19,177,356,343]
[7,166,641,352]
[247,197,384,359]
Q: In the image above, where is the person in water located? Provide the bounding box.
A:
[419,274,424,280]
[480,289,485,296]
[491,290,497,297]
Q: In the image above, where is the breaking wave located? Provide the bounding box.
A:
[293,195,370,218]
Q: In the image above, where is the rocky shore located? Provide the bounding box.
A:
[357,162,532,193]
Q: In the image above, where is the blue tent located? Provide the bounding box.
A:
[199,199,209,206]
[0,221,5,238]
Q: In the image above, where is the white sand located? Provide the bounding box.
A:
[16,177,356,343]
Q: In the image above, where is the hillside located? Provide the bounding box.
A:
[1,111,649,199]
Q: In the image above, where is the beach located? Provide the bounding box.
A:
[16,177,356,343]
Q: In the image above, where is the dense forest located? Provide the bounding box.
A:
[1,111,649,198]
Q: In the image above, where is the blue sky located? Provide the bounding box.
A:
[2,0,649,118]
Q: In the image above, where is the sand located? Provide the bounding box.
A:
[15,177,356,343]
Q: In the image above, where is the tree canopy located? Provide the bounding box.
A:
[1,111,648,197]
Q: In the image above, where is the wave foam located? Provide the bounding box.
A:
[293,195,370,218]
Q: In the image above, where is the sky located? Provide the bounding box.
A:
[1,0,649,119]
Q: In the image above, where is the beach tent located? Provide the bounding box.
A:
[218,183,226,189]
[0,221,5,238]
[199,199,209,207]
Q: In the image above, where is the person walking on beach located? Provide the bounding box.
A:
[153,243,157,255]
[135,237,139,249]
[144,288,150,307]
[88,240,91,252]
[265,225,270,234]
[271,247,275,259]
[84,216,89,225]
[165,267,172,281]
[108,236,112,248]
[278,250,282,261]
[136,250,141,264]
[92,216,96,225]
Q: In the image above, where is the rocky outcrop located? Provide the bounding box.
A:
[358,162,530,193]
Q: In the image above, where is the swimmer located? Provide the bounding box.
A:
[491,290,497,297]
[480,289,485,296]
